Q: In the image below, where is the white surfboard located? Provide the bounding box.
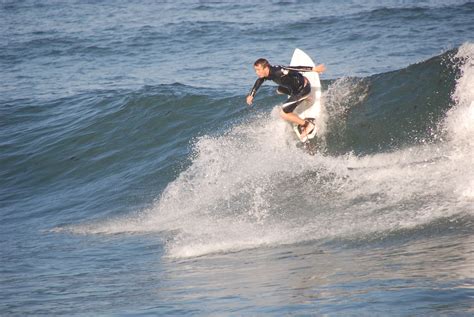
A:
[289,48,322,142]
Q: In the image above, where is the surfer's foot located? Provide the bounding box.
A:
[300,120,315,139]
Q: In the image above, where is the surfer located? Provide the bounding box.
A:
[246,58,326,138]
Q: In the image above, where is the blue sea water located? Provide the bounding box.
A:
[1,0,474,315]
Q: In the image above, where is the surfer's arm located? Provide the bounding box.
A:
[313,64,326,73]
[247,78,265,105]
[284,64,326,73]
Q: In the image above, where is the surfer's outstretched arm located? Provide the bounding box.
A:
[313,64,326,73]
[247,77,265,105]
[284,64,326,73]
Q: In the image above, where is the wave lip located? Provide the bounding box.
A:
[443,43,474,200]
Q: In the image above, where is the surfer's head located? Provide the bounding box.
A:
[254,58,270,78]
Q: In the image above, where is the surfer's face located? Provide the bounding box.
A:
[254,64,269,78]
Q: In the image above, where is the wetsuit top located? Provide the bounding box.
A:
[249,65,313,97]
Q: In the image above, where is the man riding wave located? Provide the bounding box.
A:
[246,58,325,139]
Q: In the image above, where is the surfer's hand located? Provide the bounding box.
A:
[313,64,326,73]
[246,95,253,106]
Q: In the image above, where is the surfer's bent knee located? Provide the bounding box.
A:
[281,84,311,114]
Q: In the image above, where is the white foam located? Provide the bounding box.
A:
[445,44,474,148]
[443,42,474,202]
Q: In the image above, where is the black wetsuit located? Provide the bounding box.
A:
[249,65,313,113]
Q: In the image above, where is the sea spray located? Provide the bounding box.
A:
[444,43,474,200]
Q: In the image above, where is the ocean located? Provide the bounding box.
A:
[1,0,473,315]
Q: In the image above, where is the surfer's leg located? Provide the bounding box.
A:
[280,109,306,126]
[280,85,311,125]
[281,94,307,114]
[280,97,304,125]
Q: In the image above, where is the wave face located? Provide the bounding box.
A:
[59,44,474,259]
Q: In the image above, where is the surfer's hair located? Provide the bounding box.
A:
[254,58,270,68]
